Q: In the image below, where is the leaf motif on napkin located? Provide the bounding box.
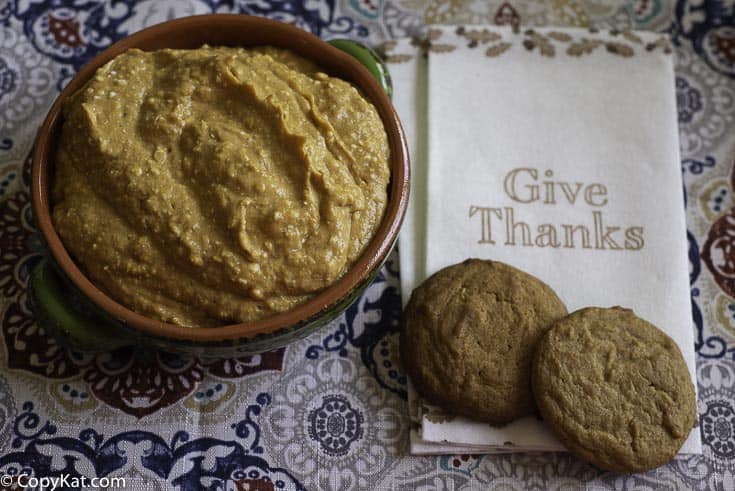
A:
[547,31,573,42]
[523,30,556,57]
[645,36,673,54]
[428,28,443,41]
[414,25,672,61]
[605,42,634,57]
[379,40,416,64]
[566,38,603,56]
[429,44,457,53]
[455,26,502,48]
[408,28,457,55]
[386,54,415,63]
[485,42,512,57]
[621,31,644,44]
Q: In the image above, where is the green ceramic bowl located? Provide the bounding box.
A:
[30,15,409,357]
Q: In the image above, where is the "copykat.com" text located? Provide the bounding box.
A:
[0,473,126,490]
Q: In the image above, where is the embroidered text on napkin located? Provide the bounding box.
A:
[469,167,646,250]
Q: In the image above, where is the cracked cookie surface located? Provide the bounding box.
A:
[532,307,696,472]
[401,259,567,425]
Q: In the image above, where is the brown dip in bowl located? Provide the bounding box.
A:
[31,15,409,354]
[53,45,390,327]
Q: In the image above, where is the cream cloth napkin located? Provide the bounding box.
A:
[385,26,702,455]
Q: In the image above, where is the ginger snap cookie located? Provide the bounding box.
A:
[532,307,696,472]
[401,259,567,425]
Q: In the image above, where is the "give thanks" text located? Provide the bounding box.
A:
[468,168,645,251]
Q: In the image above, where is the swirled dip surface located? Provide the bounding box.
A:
[52,46,390,327]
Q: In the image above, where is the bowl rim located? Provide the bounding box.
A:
[31,13,410,342]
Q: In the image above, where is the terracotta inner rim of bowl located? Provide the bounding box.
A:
[31,14,410,342]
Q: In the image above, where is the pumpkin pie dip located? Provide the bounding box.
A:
[52,46,390,326]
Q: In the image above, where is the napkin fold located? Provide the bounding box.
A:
[385,26,702,456]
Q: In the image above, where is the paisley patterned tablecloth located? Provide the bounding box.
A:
[0,1,733,489]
